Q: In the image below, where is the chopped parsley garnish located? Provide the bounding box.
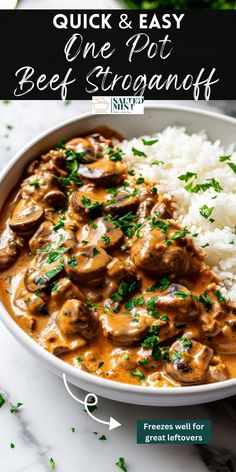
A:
[160,314,169,321]
[45,247,65,264]
[105,212,142,239]
[124,296,144,311]
[146,277,170,293]
[142,326,169,361]
[58,173,82,187]
[53,216,65,231]
[81,196,103,211]
[67,256,78,267]
[199,205,214,220]
[185,178,222,193]
[103,147,113,155]
[10,443,15,448]
[175,291,191,300]
[0,394,5,408]
[29,179,41,187]
[139,359,149,366]
[111,279,139,303]
[51,283,59,293]
[146,297,159,318]
[172,351,182,361]
[194,291,212,311]
[128,169,135,176]
[151,187,158,195]
[49,457,56,470]
[136,177,144,185]
[130,368,146,381]
[173,322,186,328]
[71,427,75,433]
[98,361,104,368]
[151,160,164,166]
[228,162,236,174]
[10,402,23,413]
[99,435,107,441]
[55,137,67,149]
[178,172,197,182]
[106,187,119,197]
[132,147,147,158]
[102,235,110,245]
[166,229,189,245]
[92,248,100,257]
[45,264,63,279]
[124,353,130,360]
[77,357,83,363]
[180,337,192,348]
[116,457,128,472]
[150,218,171,234]
[214,290,226,303]
[108,148,124,161]
[219,155,231,162]
[38,304,48,316]
[142,138,158,146]
[35,289,43,296]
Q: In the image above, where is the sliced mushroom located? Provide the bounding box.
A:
[153,283,199,322]
[29,221,75,254]
[43,190,67,208]
[41,328,87,356]
[82,218,123,250]
[131,227,190,276]
[212,318,236,354]
[101,308,151,346]
[71,190,104,216]
[25,254,64,292]
[14,288,47,316]
[77,159,124,187]
[0,239,20,270]
[166,339,213,384]
[205,356,228,383]
[199,296,228,337]
[57,299,98,339]
[105,189,139,216]
[51,277,84,304]
[10,199,44,235]
[65,136,104,163]
[64,244,111,285]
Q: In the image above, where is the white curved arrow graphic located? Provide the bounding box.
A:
[63,373,121,430]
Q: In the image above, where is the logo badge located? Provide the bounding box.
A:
[92,96,144,114]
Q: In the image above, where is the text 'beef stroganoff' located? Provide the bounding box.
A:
[0,126,236,388]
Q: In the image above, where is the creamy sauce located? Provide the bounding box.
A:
[0,128,236,388]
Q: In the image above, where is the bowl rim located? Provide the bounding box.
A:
[1,102,236,398]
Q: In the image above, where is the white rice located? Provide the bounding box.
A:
[119,127,236,303]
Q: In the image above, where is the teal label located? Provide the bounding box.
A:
[137,419,211,444]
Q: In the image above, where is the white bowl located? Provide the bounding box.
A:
[1,104,236,406]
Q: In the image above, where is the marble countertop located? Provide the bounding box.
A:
[1,99,236,472]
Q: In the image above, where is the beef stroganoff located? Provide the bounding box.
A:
[0,126,235,388]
